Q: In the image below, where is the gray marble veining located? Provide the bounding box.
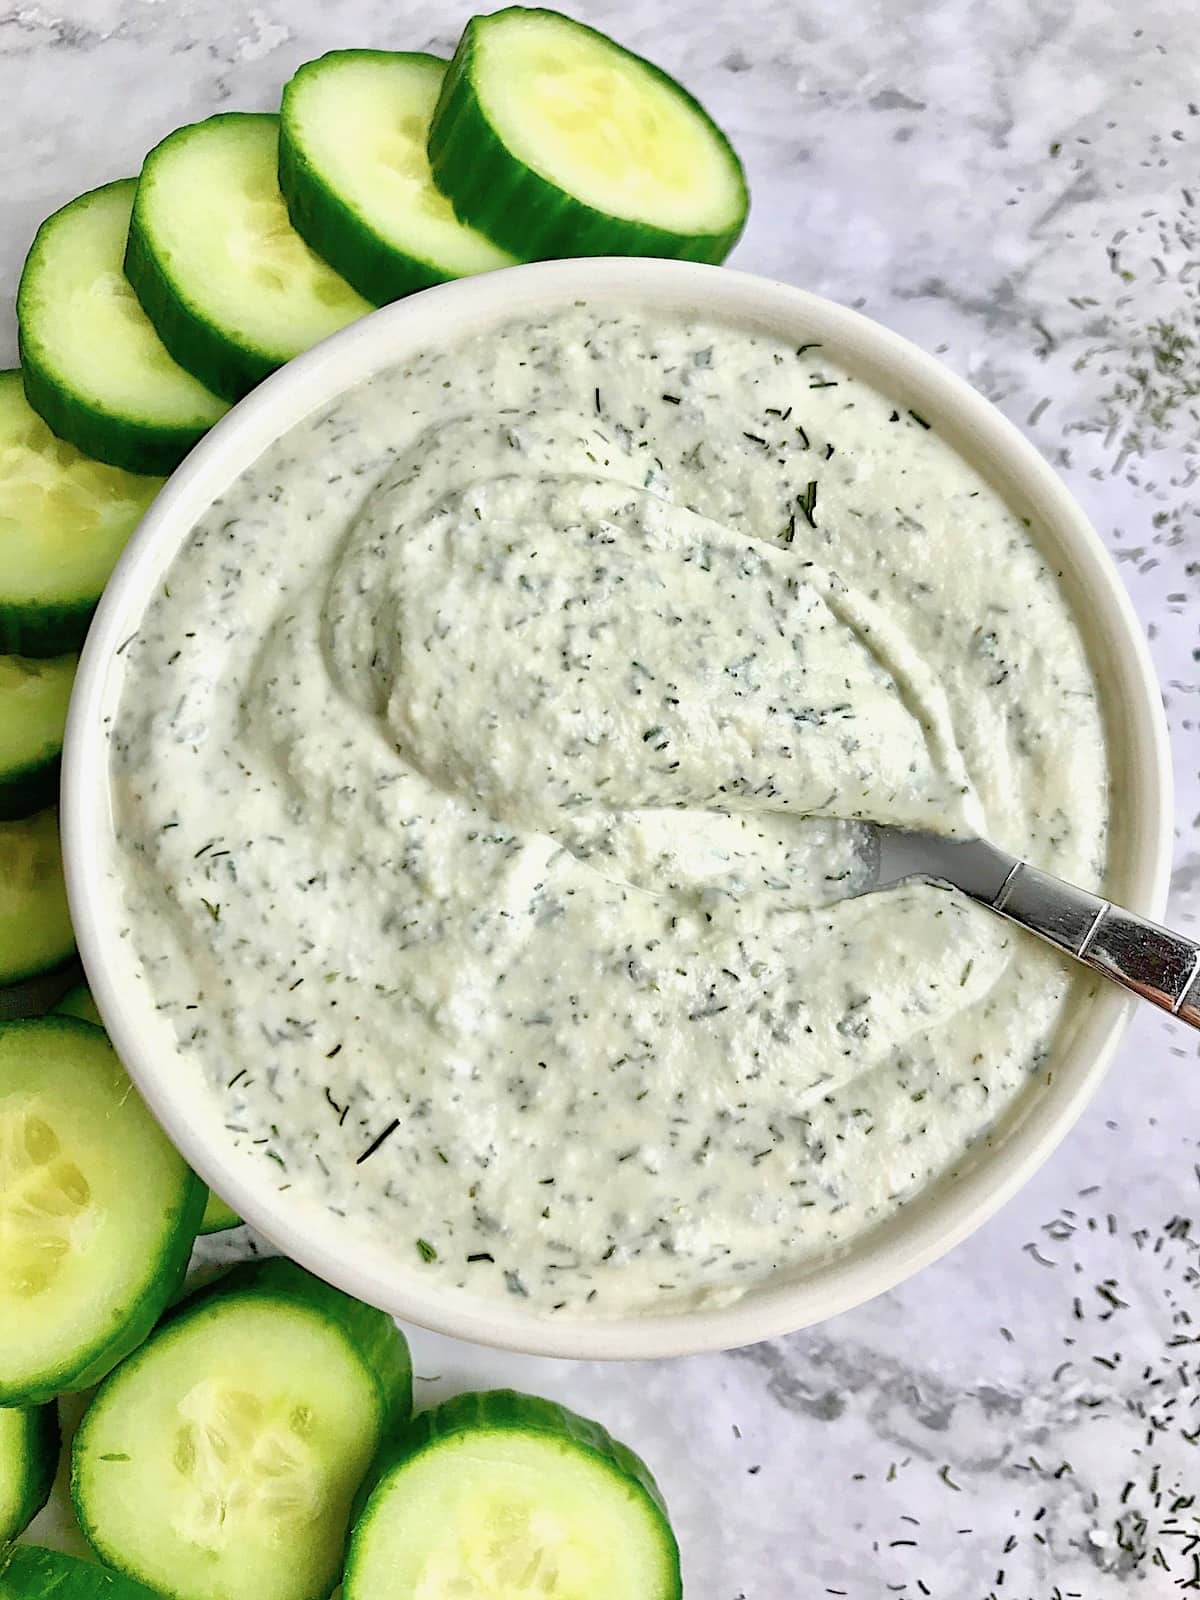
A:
[7,1,1199,1595]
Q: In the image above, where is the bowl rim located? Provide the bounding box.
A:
[63,256,1173,1360]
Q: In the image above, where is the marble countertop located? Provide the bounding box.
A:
[5,1,1199,1595]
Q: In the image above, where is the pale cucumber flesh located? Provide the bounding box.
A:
[474,9,744,232]
[0,1017,201,1402]
[346,1392,680,1600]
[0,369,162,651]
[0,654,75,768]
[198,1191,241,1233]
[18,183,227,431]
[53,981,102,1026]
[134,114,371,367]
[0,1401,59,1540]
[74,1294,391,1600]
[283,52,513,280]
[48,989,241,1233]
[0,809,73,985]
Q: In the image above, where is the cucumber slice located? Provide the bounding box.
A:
[72,1257,413,1600]
[279,50,515,306]
[0,1545,164,1600]
[0,1401,59,1541]
[17,182,228,477]
[46,988,241,1232]
[0,1016,205,1404]
[345,1389,681,1600]
[0,810,73,986]
[126,114,372,403]
[53,981,101,1026]
[428,8,748,264]
[0,370,163,658]
[0,654,74,821]
[197,1191,241,1235]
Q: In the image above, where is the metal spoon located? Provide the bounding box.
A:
[860,829,1200,1029]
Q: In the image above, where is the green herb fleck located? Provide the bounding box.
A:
[356,1118,400,1165]
[797,480,819,528]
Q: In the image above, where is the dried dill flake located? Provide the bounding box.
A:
[797,480,819,528]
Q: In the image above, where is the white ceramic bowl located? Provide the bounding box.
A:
[64,258,1172,1360]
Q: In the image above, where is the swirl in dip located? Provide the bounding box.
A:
[108,306,1107,1315]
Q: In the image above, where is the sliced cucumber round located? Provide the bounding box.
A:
[279,50,515,307]
[17,182,228,476]
[0,1016,205,1405]
[72,1257,413,1600]
[197,1191,241,1235]
[428,8,748,264]
[0,653,74,821]
[0,1401,60,1541]
[126,113,372,403]
[345,1389,681,1600]
[0,809,73,986]
[47,986,241,1233]
[0,370,163,658]
[0,1544,164,1599]
[53,980,102,1026]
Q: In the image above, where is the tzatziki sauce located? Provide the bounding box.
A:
[106,306,1108,1316]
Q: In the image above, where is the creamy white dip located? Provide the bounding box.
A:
[108,307,1108,1315]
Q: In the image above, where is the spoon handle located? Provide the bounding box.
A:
[984,861,1200,1028]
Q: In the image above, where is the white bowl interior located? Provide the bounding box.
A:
[63,259,1172,1359]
